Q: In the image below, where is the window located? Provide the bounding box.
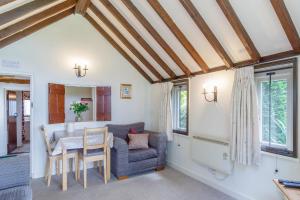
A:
[255,59,297,157]
[172,80,189,135]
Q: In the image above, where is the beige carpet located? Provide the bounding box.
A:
[32,167,235,200]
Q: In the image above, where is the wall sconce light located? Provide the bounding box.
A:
[203,86,217,102]
[74,64,88,78]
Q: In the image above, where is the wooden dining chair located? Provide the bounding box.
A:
[40,126,78,187]
[78,127,108,188]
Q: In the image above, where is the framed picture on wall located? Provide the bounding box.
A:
[120,84,132,99]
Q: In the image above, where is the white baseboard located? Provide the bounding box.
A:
[167,160,255,200]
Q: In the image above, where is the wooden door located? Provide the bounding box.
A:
[7,91,17,153]
[48,83,65,124]
[96,87,111,121]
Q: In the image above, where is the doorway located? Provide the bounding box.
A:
[0,75,31,155]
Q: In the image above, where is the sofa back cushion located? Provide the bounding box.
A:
[0,154,30,190]
[107,122,145,140]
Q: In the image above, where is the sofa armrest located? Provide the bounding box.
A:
[147,131,167,167]
[113,137,128,153]
[0,154,30,190]
[111,137,129,177]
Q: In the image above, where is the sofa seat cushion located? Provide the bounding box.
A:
[128,148,158,162]
[0,186,32,200]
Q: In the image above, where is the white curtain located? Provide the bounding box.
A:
[230,66,261,165]
[158,82,173,141]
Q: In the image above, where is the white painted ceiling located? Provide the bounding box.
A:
[1,0,299,82]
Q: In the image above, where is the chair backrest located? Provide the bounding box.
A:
[83,127,108,155]
[41,125,52,156]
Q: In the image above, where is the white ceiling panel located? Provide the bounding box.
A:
[87,9,158,81]
[0,0,33,14]
[190,0,250,63]
[229,0,291,56]
[159,0,224,68]
[284,0,300,37]
[93,0,170,78]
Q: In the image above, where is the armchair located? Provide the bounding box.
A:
[107,122,167,179]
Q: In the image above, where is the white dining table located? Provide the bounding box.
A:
[53,129,113,191]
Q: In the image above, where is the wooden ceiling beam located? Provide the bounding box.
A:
[99,0,176,78]
[75,0,91,15]
[0,8,73,49]
[89,4,163,81]
[270,0,300,52]
[0,0,76,41]
[180,0,233,68]
[121,0,191,76]
[147,0,209,72]
[216,0,261,61]
[85,14,153,83]
[0,0,16,7]
[0,0,58,27]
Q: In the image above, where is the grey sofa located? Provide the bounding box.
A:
[107,122,167,179]
[0,154,32,200]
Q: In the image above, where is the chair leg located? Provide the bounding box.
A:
[74,155,78,181]
[48,158,53,187]
[83,161,87,189]
[77,158,81,180]
[103,159,107,184]
[56,159,60,176]
[99,160,102,175]
[45,158,49,181]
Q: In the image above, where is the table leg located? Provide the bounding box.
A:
[106,147,111,181]
[62,148,67,191]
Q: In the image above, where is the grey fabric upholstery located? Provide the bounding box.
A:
[128,148,157,162]
[107,123,167,178]
[79,149,104,157]
[0,154,32,200]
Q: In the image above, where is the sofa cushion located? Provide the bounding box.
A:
[0,186,32,200]
[128,148,158,162]
[107,122,145,140]
[128,133,149,150]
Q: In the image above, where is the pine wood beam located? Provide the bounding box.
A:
[121,0,191,76]
[75,0,91,15]
[0,0,76,41]
[90,4,163,81]
[0,8,73,49]
[0,78,30,84]
[216,0,260,61]
[0,0,16,7]
[99,0,176,78]
[270,0,300,52]
[0,0,58,27]
[147,0,209,72]
[180,0,233,68]
[85,14,153,83]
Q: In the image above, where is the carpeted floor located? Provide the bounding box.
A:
[32,167,235,200]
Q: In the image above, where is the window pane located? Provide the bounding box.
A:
[179,90,187,129]
[261,79,288,146]
[24,100,31,116]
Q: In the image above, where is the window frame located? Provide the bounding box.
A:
[254,58,298,158]
[172,79,189,136]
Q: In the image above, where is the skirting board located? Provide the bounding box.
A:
[167,160,255,200]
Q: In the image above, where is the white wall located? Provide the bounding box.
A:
[146,59,300,200]
[0,15,150,178]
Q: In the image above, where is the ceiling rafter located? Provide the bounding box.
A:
[89,3,163,81]
[85,14,153,83]
[0,0,76,41]
[270,0,300,52]
[75,0,91,15]
[216,0,261,61]
[0,0,58,27]
[99,0,176,78]
[179,0,233,68]
[0,8,74,49]
[121,0,191,76]
[147,0,209,73]
[0,0,16,7]
[0,78,30,84]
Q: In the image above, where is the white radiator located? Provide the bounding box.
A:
[191,135,233,175]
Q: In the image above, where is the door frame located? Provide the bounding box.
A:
[0,72,33,177]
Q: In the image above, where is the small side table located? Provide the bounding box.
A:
[273,179,300,200]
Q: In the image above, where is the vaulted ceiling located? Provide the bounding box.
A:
[1,0,300,83]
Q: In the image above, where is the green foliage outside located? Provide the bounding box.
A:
[70,102,89,118]
[179,90,187,129]
[261,80,288,145]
